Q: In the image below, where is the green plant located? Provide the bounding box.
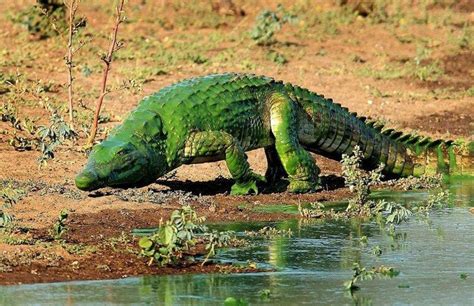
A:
[372,245,382,256]
[259,289,271,299]
[202,230,235,266]
[466,87,474,97]
[356,64,407,80]
[384,174,442,190]
[412,44,444,81]
[11,0,67,39]
[0,211,13,229]
[414,190,451,213]
[0,103,21,130]
[138,205,237,266]
[298,202,340,219]
[341,146,384,212]
[245,226,292,238]
[266,50,287,65]
[373,200,412,224]
[344,262,399,291]
[188,53,208,65]
[450,23,472,50]
[51,209,69,240]
[250,5,296,46]
[37,111,76,165]
[0,184,26,230]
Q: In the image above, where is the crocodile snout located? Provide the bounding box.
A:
[75,168,100,191]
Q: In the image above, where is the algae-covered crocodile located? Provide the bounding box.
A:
[75,73,473,195]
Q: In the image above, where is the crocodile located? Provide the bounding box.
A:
[75,73,473,195]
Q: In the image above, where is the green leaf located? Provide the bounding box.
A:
[138,237,153,250]
[158,225,175,246]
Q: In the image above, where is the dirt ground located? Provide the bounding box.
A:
[0,0,472,285]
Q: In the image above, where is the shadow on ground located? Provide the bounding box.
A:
[155,175,346,196]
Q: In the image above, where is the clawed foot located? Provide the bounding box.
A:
[230,173,267,195]
[287,178,321,193]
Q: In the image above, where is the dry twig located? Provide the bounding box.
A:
[87,0,125,146]
[65,0,79,129]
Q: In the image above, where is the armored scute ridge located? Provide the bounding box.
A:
[75,73,473,195]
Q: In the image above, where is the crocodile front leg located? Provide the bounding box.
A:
[269,92,321,193]
[184,131,266,195]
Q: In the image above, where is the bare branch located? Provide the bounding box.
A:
[87,0,126,146]
[65,0,79,130]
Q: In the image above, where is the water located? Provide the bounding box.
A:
[1,179,473,305]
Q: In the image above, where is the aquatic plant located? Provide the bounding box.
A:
[383,174,443,190]
[341,146,384,213]
[344,262,399,292]
[245,226,292,238]
[138,205,238,267]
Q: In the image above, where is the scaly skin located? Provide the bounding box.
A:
[75,73,473,195]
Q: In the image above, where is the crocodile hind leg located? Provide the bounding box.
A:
[269,93,320,193]
[264,145,288,191]
[184,131,266,195]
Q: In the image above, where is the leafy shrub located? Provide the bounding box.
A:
[250,5,296,46]
[10,0,67,39]
[138,205,237,266]
[0,185,26,230]
[266,50,287,65]
[341,146,384,212]
[51,209,69,240]
[0,103,21,130]
[37,111,77,165]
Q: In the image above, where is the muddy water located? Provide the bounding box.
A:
[1,179,473,305]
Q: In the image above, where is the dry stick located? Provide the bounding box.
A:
[65,0,78,130]
[87,0,125,146]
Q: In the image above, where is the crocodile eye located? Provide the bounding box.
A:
[117,149,127,156]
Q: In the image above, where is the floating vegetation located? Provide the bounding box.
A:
[344,263,399,292]
[245,226,292,238]
[298,202,340,219]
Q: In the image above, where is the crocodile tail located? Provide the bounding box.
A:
[364,125,473,177]
[286,84,472,177]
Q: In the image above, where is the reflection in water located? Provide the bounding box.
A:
[0,179,473,305]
